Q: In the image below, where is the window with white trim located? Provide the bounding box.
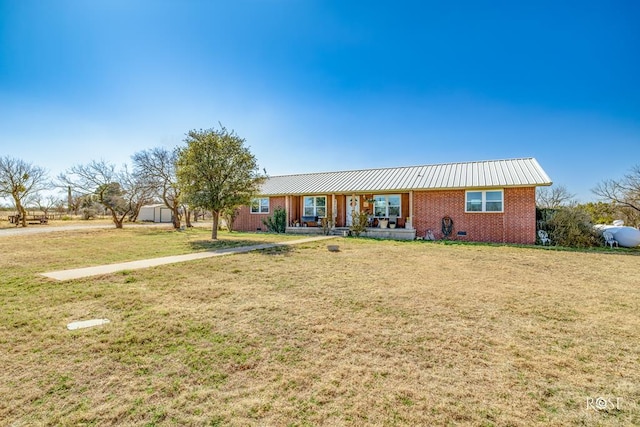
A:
[465,190,503,212]
[250,197,269,214]
[303,196,326,217]
[373,194,401,217]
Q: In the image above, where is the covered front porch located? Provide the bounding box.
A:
[282,191,417,240]
[284,192,416,228]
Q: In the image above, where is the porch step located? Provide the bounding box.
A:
[331,228,350,236]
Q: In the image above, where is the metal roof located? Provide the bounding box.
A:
[260,158,552,196]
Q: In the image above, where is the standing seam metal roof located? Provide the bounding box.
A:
[259,157,552,196]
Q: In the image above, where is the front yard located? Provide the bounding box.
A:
[0,227,638,425]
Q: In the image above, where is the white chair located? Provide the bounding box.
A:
[603,231,618,248]
[538,230,551,245]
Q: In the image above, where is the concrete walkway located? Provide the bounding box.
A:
[41,235,338,281]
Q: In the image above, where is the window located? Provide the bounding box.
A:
[465,190,503,212]
[303,196,326,217]
[250,197,269,214]
[373,194,401,217]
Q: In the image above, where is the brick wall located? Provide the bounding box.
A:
[413,187,536,244]
[234,196,286,232]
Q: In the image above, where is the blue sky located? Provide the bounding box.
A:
[1,0,638,202]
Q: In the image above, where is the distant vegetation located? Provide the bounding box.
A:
[1,125,264,239]
[535,167,640,247]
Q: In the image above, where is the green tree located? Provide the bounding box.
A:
[579,201,616,225]
[176,126,265,240]
[0,156,49,227]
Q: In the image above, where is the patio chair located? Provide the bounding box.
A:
[538,230,551,245]
[388,214,398,228]
[603,231,618,248]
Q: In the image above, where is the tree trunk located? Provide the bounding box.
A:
[211,210,219,239]
[171,205,181,229]
[184,207,192,227]
[109,209,124,229]
[12,193,28,227]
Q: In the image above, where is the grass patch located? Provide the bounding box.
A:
[0,228,638,425]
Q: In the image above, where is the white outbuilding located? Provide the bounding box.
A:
[138,204,173,223]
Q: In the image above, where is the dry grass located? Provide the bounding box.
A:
[0,229,639,426]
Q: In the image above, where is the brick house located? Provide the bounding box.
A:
[233,158,552,244]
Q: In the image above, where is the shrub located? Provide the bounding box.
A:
[543,206,600,247]
[262,207,287,233]
[349,211,369,237]
[321,217,333,235]
[221,207,239,232]
[81,208,97,220]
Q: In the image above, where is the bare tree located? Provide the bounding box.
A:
[58,160,136,228]
[67,191,86,216]
[34,194,61,219]
[0,156,49,227]
[132,147,182,228]
[536,185,576,209]
[593,165,640,214]
[121,165,155,222]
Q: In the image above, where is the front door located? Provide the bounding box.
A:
[346,196,359,226]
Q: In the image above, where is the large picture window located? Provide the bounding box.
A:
[373,194,401,217]
[303,196,326,217]
[466,190,503,212]
[250,197,269,214]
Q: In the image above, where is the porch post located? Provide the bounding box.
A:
[285,195,290,227]
[408,191,414,230]
[331,194,336,229]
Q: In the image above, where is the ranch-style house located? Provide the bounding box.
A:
[233,157,552,244]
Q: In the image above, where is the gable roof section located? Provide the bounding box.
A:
[260,157,552,196]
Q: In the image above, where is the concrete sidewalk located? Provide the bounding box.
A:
[41,235,337,281]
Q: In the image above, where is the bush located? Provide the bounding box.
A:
[222,207,239,232]
[82,208,97,220]
[262,207,287,233]
[543,206,600,247]
[349,211,369,237]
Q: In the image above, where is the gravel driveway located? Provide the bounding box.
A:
[0,223,174,237]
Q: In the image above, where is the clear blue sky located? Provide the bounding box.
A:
[1,0,638,202]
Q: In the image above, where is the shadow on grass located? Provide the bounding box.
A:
[346,235,640,256]
[187,239,294,256]
[430,239,640,256]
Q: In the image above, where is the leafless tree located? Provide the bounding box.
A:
[593,165,640,214]
[0,156,49,227]
[58,160,137,228]
[536,185,576,209]
[132,147,182,228]
[121,165,155,222]
[34,194,61,218]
